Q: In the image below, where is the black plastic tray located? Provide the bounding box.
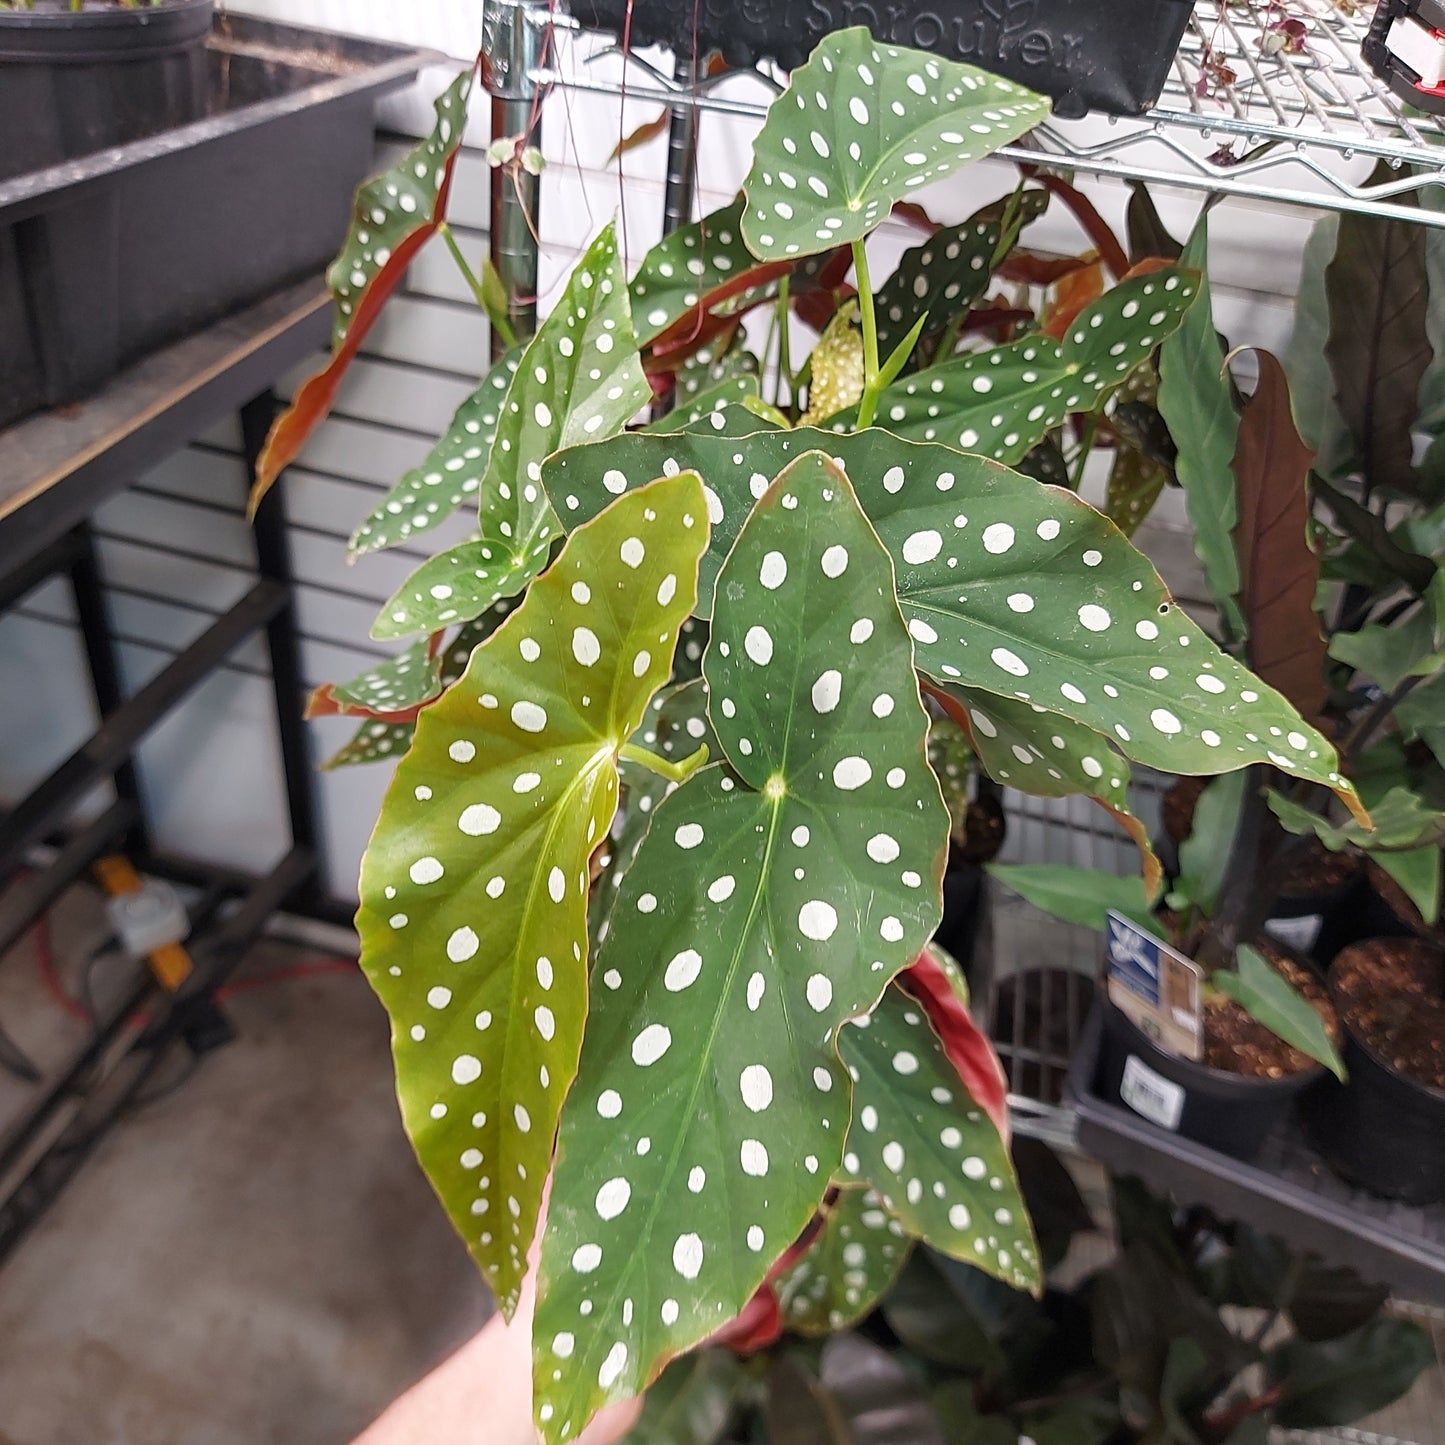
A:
[0,16,433,429]
[1066,1002,1445,1304]
[567,0,1197,118]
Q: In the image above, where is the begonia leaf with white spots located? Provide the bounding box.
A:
[324,718,416,770]
[926,715,974,840]
[252,71,472,511]
[773,1188,912,1335]
[533,453,949,1443]
[801,301,865,426]
[643,376,759,433]
[740,28,1048,262]
[874,213,1002,359]
[372,222,651,640]
[310,636,443,721]
[631,200,787,348]
[838,982,1039,1294]
[542,426,1355,798]
[859,264,1199,466]
[675,336,759,402]
[356,474,709,1319]
[350,345,523,557]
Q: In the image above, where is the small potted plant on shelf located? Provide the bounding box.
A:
[250,32,1358,1441]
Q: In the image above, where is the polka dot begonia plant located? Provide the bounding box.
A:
[260,27,1366,1445]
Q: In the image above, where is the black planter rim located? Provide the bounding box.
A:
[0,0,213,63]
[1328,938,1445,1107]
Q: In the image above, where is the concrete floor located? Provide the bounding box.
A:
[0,885,488,1445]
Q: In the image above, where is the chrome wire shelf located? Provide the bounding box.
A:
[543,0,1445,225]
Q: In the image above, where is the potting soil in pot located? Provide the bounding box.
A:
[1332,938,1445,1090]
[1202,944,1340,1079]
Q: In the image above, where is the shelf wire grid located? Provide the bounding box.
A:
[544,0,1445,225]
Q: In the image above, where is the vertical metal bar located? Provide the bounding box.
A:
[483,0,549,354]
[661,52,700,237]
[68,522,148,856]
[239,394,320,896]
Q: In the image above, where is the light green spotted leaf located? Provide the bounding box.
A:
[801,301,865,425]
[773,1188,912,1335]
[875,212,1002,359]
[534,453,950,1443]
[350,345,523,557]
[357,475,709,1318]
[327,636,442,716]
[838,982,1039,1293]
[373,222,651,639]
[324,718,416,770]
[859,265,1198,466]
[644,376,759,433]
[740,28,1048,262]
[541,427,1355,801]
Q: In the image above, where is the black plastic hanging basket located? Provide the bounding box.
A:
[568,0,1197,117]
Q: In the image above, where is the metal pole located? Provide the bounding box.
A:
[483,0,550,355]
[661,51,700,236]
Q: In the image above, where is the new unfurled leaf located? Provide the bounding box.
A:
[773,1189,912,1335]
[1214,945,1345,1079]
[802,301,865,424]
[251,72,472,512]
[356,475,709,1318]
[545,428,1357,802]
[535,454,949,1441]
[838,980,1039,1292]
[741,28,1048,262]
[373,222,651,639]
[862,264,1198,466]
[350,345,523,557]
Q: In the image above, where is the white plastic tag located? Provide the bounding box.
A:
[1120,1054,1185,1131]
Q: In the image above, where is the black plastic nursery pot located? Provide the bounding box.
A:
[1302,941,1445,1206]
[567,0,1197,117]
[1095,996,1325,1163]
[0,14,430,429]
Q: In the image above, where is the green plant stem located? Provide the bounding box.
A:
[776,275,793,416]
[928,312,968,369]
[439,223,517,348]
[1071,413,1099,490]
[619,741,709,784]
[852,238,883,429]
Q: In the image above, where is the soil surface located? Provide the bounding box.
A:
[1333,939,1445,1091]
[1276,840,1359,900]
[1363,858,1445,943]
[1203,940,1340,1079]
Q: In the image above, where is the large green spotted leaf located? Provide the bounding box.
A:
[534,453,950,1443]
[350,346,523,557]
[542,428,1353,797]
[858,265,1198,467]
[373,222,651,640]
[875,212,1002,359]
[773,1188,912,1335]
[356,475,709,1318]
[838,983,1038,1293]
[740,28,1048,261]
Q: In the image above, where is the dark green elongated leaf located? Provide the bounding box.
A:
[1213,945,1344,1079]
[356,474,709,1318]
[1371,845,1441,925]
[373,221,651,639]
[350,345,523,556]
[319,636,442,717]
[883,1252,1004,1371]
[1018,436,1071,491]
[619,1348,745,1445]
[1125,181,1183,264]
[875,213,1002,358]
[1326,182,1432,500]
[838,981,1039,1293]
[545,427,1357,801]
[675,336,759,402]
[863,264,1198,466]
[1231,350,1327,728]
[773,1188,912,1335]
[534,454,949,1442]
[1176,771,1248,916]
[740,28,1048,262]
[819,1332,949,1445]
[1328,569,1445,691]
[643,376,759,433]
[323,718,415,770]
[1157,214,1244,641]
[987,863,1154,934]
[1268,784,1445,854]
[1268,1319,1435,1429]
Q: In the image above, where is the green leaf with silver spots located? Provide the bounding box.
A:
[324,718,416,770]
[773,1188,912,1335]
[875,212,1002,359]
[861,265,1198,466]
[740,28,1048,262]
[350,345,523,557]
[838,982,1038,1293]
[327,636,442,716]
[534,453,949,1442]
[542,427,1353,800]
[373,222,651,639]
[643,376,759,434]
[356,475,709,1318]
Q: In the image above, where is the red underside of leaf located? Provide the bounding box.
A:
[1041,258,1107,341]
[995,250,1094,287]
[901,951,1010,1139]
[646,261,795,369]
[710,1215,826,1355]
[1023,170,1128,282]
[892,199,942,234]
[248,149,466,516]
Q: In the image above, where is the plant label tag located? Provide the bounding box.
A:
[1120,1054,1185,1131]
[1105,911,1203,1062]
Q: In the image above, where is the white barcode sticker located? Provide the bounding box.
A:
[1120,1054,1185,1131]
